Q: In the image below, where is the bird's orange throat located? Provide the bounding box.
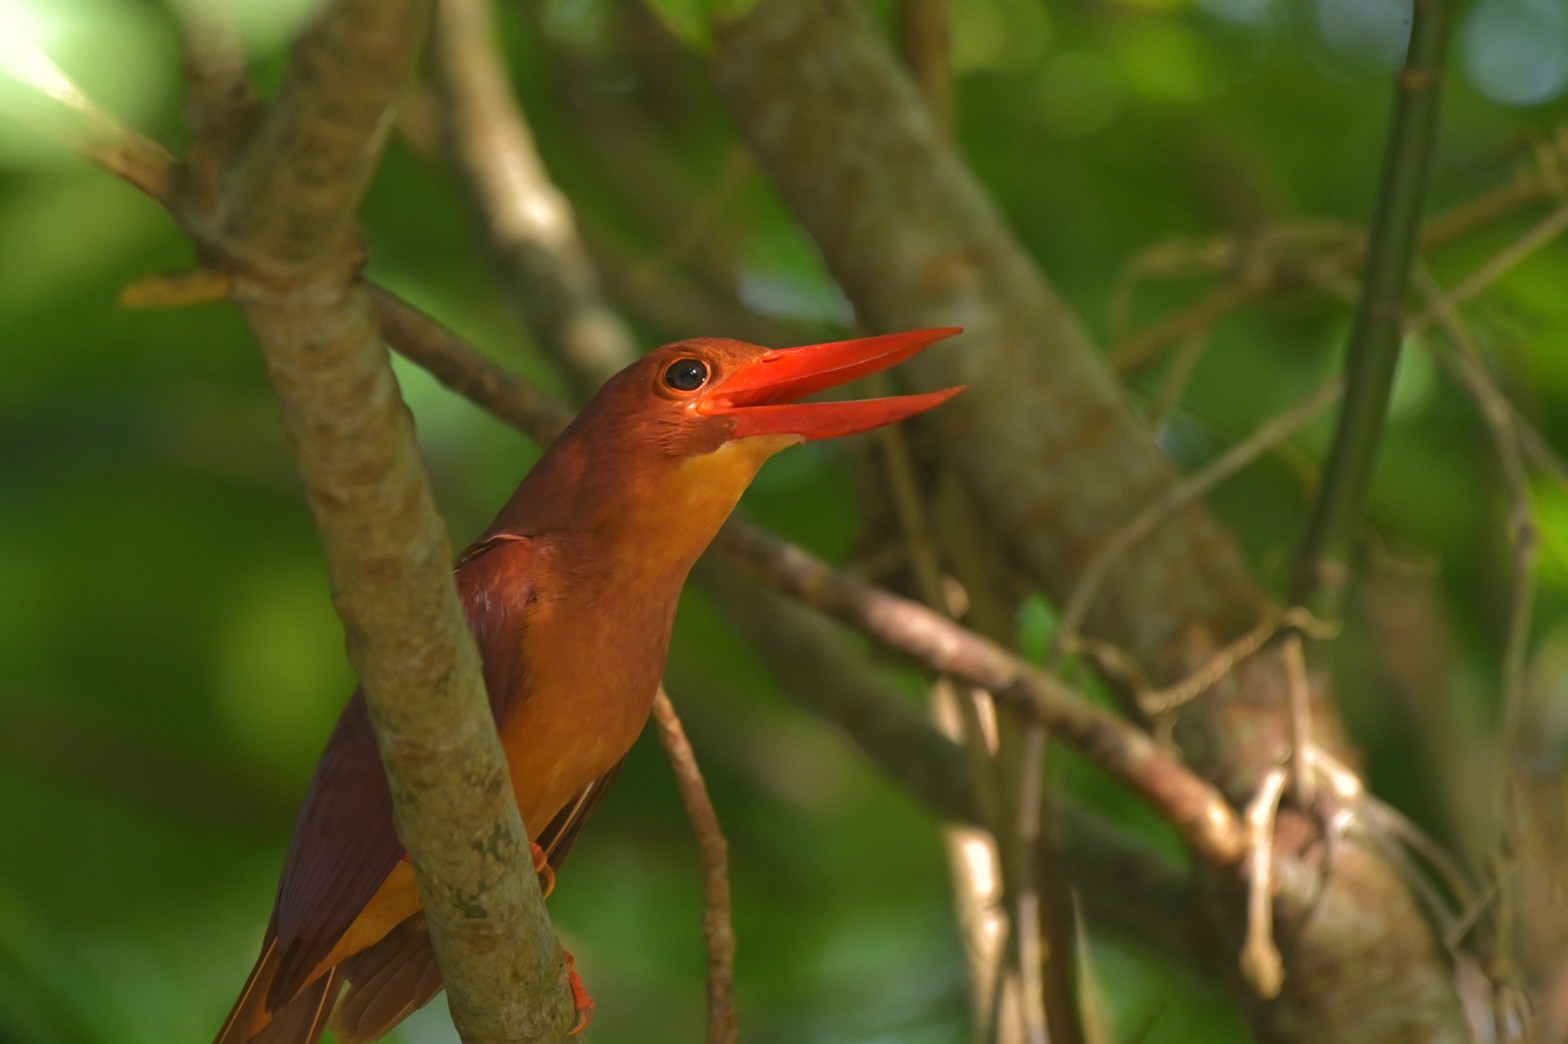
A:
[570,433,800,584]
[502,433,801,831]
[647,433,801,558]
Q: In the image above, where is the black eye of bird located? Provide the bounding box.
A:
[664,358,709,392]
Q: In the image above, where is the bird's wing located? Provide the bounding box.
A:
[264,534,539,1007]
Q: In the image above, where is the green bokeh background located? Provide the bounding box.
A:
[3,0,1567,1041]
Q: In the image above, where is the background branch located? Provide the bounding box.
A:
[434,0,633,397]
[1110,134,1568,378]
[1291,0,1458,617]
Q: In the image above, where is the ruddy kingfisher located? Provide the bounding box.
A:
[216,327,963,1042]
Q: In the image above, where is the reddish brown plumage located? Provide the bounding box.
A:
[215,330,962,1043]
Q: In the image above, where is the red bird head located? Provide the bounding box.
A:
[486,328,964,556]
[580,326,964,458]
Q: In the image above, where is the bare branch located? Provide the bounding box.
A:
[1292,0,1458,617]
[209,0,417,274]
[717,522,1246,865]
[702,565,980,824]
[1417,269,1540,999]
[1241,767,1287,999]
[702,569,1225,982]
[167,0,256,134]
[1056,378,1343,660]
[0,36,174,200]
[184,3,576,1037]
[370,289,574,442]
[1110,136,1568,377]
[650,692,739,1044]
[434,0,635,396]
[7,1,590,1037]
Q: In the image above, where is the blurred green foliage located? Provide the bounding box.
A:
[2,0,1567,1042]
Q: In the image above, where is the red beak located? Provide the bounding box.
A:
[701,327,964,441]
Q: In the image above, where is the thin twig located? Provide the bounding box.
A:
[1137,607,1335,718]
[1282,634,1315,807]
[1070,612,1316,722]
[1146,329,1211,432]
[1108,223,1356,350]
[1057,378,1343,656]
[1418,289,1536,752]
[0,35,174,200]
[700,566,980,825]
[872,415,997,810]
[1416,269,1539,986]
[1308,746,1476,932]
[650,690,739,1044]
[1407,202,1568,498]
[1110,135,1568,377]
[1445,202,1568,309]
[1291,0,1457,617]
[1241,766,1288,999]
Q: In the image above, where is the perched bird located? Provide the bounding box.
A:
[215,328,963,1043]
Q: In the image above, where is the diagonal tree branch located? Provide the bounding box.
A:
[154,2,576,1039]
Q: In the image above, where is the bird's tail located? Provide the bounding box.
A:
[213,940,339,1044]
[330,915,443,1044]
[215,919,441,1044]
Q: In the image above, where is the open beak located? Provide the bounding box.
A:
[701,327,965,442]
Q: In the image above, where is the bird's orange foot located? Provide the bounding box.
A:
[565,950,594,1035]
[529,840,556,900]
